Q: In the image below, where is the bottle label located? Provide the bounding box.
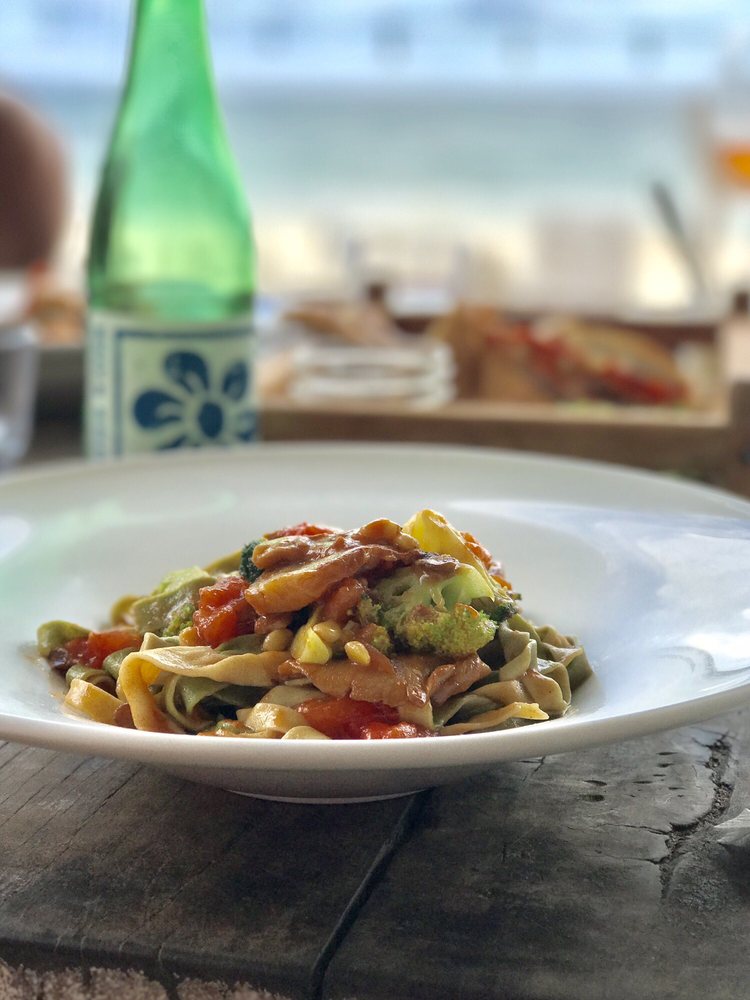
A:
[85,311,256,458]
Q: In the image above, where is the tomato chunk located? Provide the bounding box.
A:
[62,636,94,668]
[61,628,142,671]
[297,697,434,740]
[87,629,142,665]
[298,697,398,740]
[193,576,255,647]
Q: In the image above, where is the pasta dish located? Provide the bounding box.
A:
[36,510,591,740]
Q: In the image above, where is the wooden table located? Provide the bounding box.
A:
[1,712,749,1000]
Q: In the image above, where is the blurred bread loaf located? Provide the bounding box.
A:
[430,306,689,406]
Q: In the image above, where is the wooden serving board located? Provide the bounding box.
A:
[30,315,750,498]
[259,317,750,498]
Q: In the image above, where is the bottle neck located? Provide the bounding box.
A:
[123,0,217,116]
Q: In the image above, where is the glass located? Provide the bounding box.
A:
[0,323,38,470]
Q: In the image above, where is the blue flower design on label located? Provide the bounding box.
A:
[133,351,255,449]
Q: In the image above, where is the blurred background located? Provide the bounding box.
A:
[6,0,750,481]
[4,0,750,315]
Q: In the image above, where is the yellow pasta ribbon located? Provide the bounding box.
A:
[118,655,183,734]
[122,644,288,686]
[64,679,124,727]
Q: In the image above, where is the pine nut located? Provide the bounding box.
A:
[378,519,401,542]
[262,628,293,652]
[357,518,400,543]
[313,621,342,644]
[395,532,420,550]
[345,640,371,666]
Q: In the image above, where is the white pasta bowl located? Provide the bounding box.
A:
[1,443,750,803]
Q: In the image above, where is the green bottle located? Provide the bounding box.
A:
[85,0,256,458]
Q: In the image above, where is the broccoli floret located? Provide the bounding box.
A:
[368,564,514,659]
[352,599,393,654]
[162,602,196,637]
[373,563,492,611]
[364,623,393,655]
[239,540,263,583]
[469,595,516,626]
[400,603,496,658]
[357,595,381,625]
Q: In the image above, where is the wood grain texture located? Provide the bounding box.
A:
[0,746,418,999]
[26,382,734,494]
[260,399,732,488]
[323,710,750,1000]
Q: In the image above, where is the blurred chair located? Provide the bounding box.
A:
[0,93,68,468]
[0,92,67,272]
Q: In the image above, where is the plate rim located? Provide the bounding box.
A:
[9,440,750,518]
[0,680,748,771]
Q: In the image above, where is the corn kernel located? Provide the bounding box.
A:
[313,621,342,644]
[262,628,293,652]
[345,640,371,666]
